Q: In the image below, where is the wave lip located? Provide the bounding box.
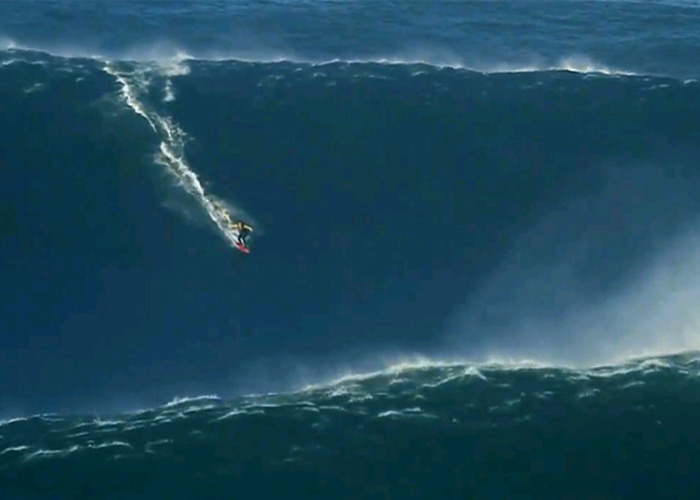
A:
[481,56,637,76]
[184,52,639,77]
[1,41,642,78]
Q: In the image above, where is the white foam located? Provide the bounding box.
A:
[0,417,27,427]
[163,80,176,102]
[66,431,90,439]
[22,82,44,94]
[0,57,47,67]
[163,395,221,408]
[186,53,637,77]
[24,445,81,462]
[376,407,436,419]
[463,366,488,380]
[475,55,638,76]
[92,418,121,427]
[0,445,29,456]
[145,439,173,453]
[103,65,157,132]
[2,39,644,78]
[88,441,132,450]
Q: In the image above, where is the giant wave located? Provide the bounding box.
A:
[3,38,700,499]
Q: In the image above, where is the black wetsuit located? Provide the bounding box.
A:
[238,226,250,246]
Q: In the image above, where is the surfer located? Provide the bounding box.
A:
[231,221,253,248]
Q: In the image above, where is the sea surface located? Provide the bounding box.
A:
[2,1,700,498]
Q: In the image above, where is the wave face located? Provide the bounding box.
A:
[2,353,700,499]
[3,1,700,497]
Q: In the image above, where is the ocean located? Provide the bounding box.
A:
[2,0,700,498]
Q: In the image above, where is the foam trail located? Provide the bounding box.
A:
[104,66,156,132]
[103,62,250,249]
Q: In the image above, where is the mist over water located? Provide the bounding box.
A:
[442,164,700,366]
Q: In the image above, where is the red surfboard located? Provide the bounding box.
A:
[234,240,250,254]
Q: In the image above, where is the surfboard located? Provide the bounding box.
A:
[233,240,250,254]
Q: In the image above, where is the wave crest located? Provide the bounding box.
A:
[2,41,640,77]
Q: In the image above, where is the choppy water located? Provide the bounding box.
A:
[3,353,700,499]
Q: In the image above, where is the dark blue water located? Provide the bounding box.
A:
[2,1,700,497]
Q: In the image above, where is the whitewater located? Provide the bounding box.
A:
[3,352,700,498]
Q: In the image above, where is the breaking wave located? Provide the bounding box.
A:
[2,40,639,77]
[2,352,699,498]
